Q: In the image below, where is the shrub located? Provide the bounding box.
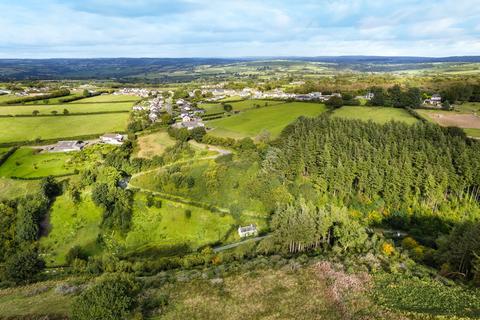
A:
[71,273,141,320]
[3,246,45,284]
[66,245,88,265]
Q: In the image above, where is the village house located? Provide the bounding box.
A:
[149,113,158,122]
[238,224,258,238]
[100,133,125,145]
[424,94,442,107]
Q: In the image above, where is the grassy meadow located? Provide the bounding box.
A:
[40,191,103,266]
[0,101,133,115]
[0,178,39,201]
[207,102,327,138]
[130,158,270,227]
[24,93,83,105]
[0,113,129,143]
[75,94,140,103]
[332,106,419,124]
[200,99,286,115]
[0,147,77,178]
[123,193,236,253]
[134,130,176,159]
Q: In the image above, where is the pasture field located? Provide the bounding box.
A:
[0,101,133,115]
[0,95,17,104]
[40,190,103,266]
[0,178,39,201]
[0,113,129,143]
[207,102,326,138]
[200,99,285,115]
[217,95,242,102]
[454,102,480,113]
[0,147,77,178]
[75,94,140,103]
[124,193,236,252]
[332,106,419,125]
[134,130,176,159]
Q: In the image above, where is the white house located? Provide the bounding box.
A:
[424,94,442,107]
[238,224,258,238]
[100,133,124,145]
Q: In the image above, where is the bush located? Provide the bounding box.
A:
[71,273,141,320]
[3,246,45,284]
[66,245,88,265]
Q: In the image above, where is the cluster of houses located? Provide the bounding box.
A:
[44,133,125,153]
[198,87,347,102]
[173,99,205,130]
[114,88,153,98]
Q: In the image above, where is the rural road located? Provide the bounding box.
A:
[213,235,271,252]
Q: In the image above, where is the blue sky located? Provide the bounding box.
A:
[1,0,479,58]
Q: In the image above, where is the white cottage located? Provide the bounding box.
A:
[238,224,258,238]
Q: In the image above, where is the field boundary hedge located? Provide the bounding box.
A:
[0,89,70,105]
[0,146,18,167]
[0,110,130,118]
[406,107,428,122]
[10,172,78,180]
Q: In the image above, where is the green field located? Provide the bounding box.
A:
[40,191,103,266]
[0,95,17,104]
[207,102,326,138]
[75,94,140,103]
[0,101,133,115]
[0,147,77,178]
[332,106,419,124]
[24,93,83,105]
[0,113,129,143]
[0,178,39,201]
[454,102,480,113]
[124,193,236,252]
[200,99,285,115]
[134,130,176,159]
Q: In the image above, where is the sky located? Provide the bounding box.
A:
[1,0,479,58]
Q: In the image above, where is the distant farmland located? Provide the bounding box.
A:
[332,106,419,125]
[0,113,129,144]
[207,102,327,139]
[0,101,133,115]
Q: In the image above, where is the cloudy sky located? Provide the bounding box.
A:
[1,0,479,58]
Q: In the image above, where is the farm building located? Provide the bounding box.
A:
[48,140,85,152]
[238,224,258,238]
[100,133,125,145]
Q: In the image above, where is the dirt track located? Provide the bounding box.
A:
[425,112,480,129]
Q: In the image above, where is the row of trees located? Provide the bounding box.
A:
[0,177,60,284]
[3,89,70,105]
[368,85,422,108]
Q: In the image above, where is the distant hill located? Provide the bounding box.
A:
[1,56,480,81]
